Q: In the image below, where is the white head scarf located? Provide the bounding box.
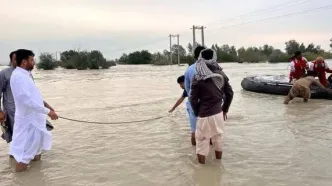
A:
[195,49,225,89]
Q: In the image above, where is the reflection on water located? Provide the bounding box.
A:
[0,62,332,186]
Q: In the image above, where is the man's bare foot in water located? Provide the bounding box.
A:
[32,154,41,161]
[191,133,196,146]
[215,151,222,160]
[197,154,206,164]
[15,162,28,172]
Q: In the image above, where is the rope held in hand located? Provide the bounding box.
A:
[58,115,165,125]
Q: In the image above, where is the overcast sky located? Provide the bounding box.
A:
[0,0,331,63]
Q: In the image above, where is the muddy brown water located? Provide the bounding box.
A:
[1,62,332,186]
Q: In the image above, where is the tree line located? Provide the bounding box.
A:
[36,39,332,70]
[37,50,116,70]
[116,39,332,66]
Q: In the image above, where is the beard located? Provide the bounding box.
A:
[27,63,34,71]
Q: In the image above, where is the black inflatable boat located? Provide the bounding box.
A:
[241,75,332,100]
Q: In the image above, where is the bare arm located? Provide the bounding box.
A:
[169,97,185,112]
[43,101,54,111]
[313,79,327,89]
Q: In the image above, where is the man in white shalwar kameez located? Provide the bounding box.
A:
[10,49,58,172]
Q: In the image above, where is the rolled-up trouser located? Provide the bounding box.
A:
[186,101,197,133]
[195,112,224,156]
[288,84,310,100]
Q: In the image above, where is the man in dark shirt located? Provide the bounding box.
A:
[169,75,187,113]
[190,48,234,164]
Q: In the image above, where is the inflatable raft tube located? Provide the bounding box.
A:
[241,75,332,100]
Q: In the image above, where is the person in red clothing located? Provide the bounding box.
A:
[289,51,308,83]
[307,56,332,87]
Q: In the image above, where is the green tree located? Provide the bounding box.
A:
[60,50,79,62]
[151,52,169,65]
[37,53,57,70]
[299,43,306,52]
[237,47,266,62]
[118,53,129,64]
[59,49,113,70]
[75,51,90,70]
[163,49,170,56]
[187,43,193,54]
[88,50,110,69]
[215,44,238,62]
[171,44,186,57]
[285,40,300,55]
[122,50,152,65]
[103,60,116,69]
[181,55,195,66]
[237,47,246,62]
[306,43,315,53]
[140,50,153,64]
[60,50,79,69]
[261,44,274,56]
[268,49,290,63]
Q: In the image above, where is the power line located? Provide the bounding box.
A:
[105,1,310,54]
[105,3,331,55]
[211,0,313,25]
[210,4,332,30]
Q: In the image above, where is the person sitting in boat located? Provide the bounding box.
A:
[289,51,308,83]
[307,56,332,87]
[284,73,332,104]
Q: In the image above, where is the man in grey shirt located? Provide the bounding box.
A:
[0,51,17,143]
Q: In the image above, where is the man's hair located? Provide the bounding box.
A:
[16,49,35,66]
[294,51,302,57]
[9,51,16,61]
[177,75,185,84]
[201,49,214,60]
[194,46,206,59]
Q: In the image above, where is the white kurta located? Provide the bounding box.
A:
[9,67,51,164]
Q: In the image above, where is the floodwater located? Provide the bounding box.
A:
[1,61,332,186]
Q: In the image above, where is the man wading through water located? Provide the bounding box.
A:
[0,51,17,144]
[184,46,206,145]
[190,48,233,164]
[10,49,58,172]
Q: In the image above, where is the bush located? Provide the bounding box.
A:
[59,50,113,70]
[268,49,290,63]
[37,53,57,70]
[117,50,153,64]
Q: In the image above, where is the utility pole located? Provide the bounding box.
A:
[177,34,180,65]
[169,34,180,65]
[201,26,205,47]
[191,25,206,51]
[192,25,196,50]
[169,34,172,65]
